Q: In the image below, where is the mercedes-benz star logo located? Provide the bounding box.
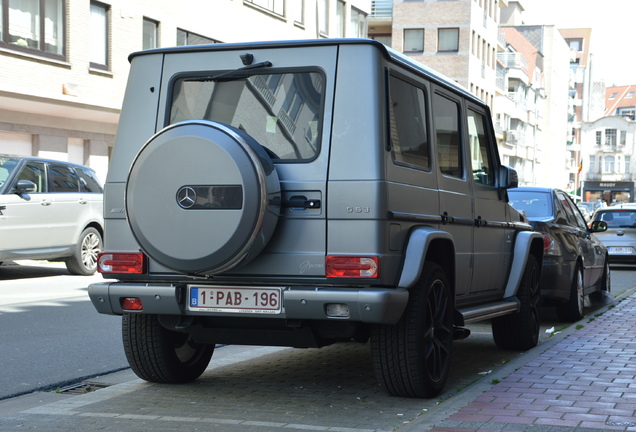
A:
[176,186,197,209]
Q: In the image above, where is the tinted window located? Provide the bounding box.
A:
[556,191,586,228]
[169,71,324,161]
[434,93,461,177]
[388,75,429,169]
[78,168,103,193]
[595,210,636,228]
[16,162,48,193]
[49,164,80,193]
[467,109,494,186]
[508,191,551,218]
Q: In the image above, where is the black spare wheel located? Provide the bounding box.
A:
[126,120,280,275]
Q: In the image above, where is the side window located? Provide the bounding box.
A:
[557,191,586,228]
[434,93,461,177]
[467,109,494,186]
[78,169,104,193]
[16,162,47,193]
[49,164,80,193]
[388,75,429,169]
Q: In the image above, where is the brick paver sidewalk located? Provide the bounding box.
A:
[426,295,636,431]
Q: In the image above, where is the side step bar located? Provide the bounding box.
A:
[457,298,520,325]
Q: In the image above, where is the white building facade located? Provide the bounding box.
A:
[581,116,635,204]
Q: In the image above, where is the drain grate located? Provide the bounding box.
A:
[57,381,110,395]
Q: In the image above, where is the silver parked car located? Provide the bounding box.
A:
[0,155,104,275]
[592,206,636,264]
[88,39,544,398]
[508,187,610,321]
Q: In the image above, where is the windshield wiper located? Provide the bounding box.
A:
[206,61,273,82]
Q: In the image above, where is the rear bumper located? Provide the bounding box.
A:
[88,282,409,325]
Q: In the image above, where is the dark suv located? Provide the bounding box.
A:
[0,155,104,275]
[89,39,543,398]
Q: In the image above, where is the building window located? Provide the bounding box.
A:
[404,29,424,53]
[621,130,627,145]
[626,156,631,174]
[438,28,459,52]
[567,38,582,52]
[589,155,595,173]
[318,0,328,35]
[595,131,602,145]
[371,35,392,47]
[609,92,618,99]
[628,92,635,98]
[603,156,615,173]
[336,1,344,37]
[605,128,617,148]
[350,7,367,38]
[176,29,219,46]
[143,18,158,50]
[1,0,66,59]
[291,0,304,25]
[244,0,284,15]
[90,1,109,70]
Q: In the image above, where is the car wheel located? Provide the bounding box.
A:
[371,262,453,398]
[122,314,214,384]
[65,227,102,275]
[126,120,280,275]
[492,254,540,350]
[556,264,585,322]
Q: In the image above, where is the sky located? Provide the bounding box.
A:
[522,0,636,86]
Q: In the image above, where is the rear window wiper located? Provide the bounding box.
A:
[202,61,273,82]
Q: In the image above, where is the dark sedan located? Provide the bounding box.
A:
[508,187,610,321]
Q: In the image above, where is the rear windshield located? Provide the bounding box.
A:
[594,210,636,228]
[508,191,551,218]
[169,71,325,161]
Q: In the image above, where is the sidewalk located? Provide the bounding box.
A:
[406,289,636,431]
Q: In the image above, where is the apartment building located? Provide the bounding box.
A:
[368,0,501,111]
[0,0,369,181]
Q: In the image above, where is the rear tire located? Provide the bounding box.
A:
[371,262,453,398]
[122,314,214,383]
[556,264,584,322]
[492,255,540,350]
[65,227,102,275]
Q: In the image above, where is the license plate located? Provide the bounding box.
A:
[608,247,634,254]
[188,286,282,314]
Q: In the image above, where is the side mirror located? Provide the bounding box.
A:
[589,220,608,233]
[499,165,518,189]
[14,180,37,194]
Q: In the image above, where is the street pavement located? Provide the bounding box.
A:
[1,285,636,431]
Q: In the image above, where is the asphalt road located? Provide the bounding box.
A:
[0,261,127,400]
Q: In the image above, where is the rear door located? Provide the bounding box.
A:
[466,105,512,293]
[152,45,339,277]
[432,88,473,297]
[47,163,92,248]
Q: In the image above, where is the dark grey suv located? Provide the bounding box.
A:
[88,39,543,398]
[0,155,104,275]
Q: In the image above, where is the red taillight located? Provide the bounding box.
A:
[98,252,145,274]
[120,297,143,311]
[326,256,379,278]
[540,232,561,256]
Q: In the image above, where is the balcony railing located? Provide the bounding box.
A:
[371,0,393,18]
[497,52,528,70]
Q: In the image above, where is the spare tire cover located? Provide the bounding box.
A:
[126,120,280,275]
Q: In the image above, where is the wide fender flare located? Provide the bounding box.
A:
[397,227,453,289]
[504,230,544,298]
